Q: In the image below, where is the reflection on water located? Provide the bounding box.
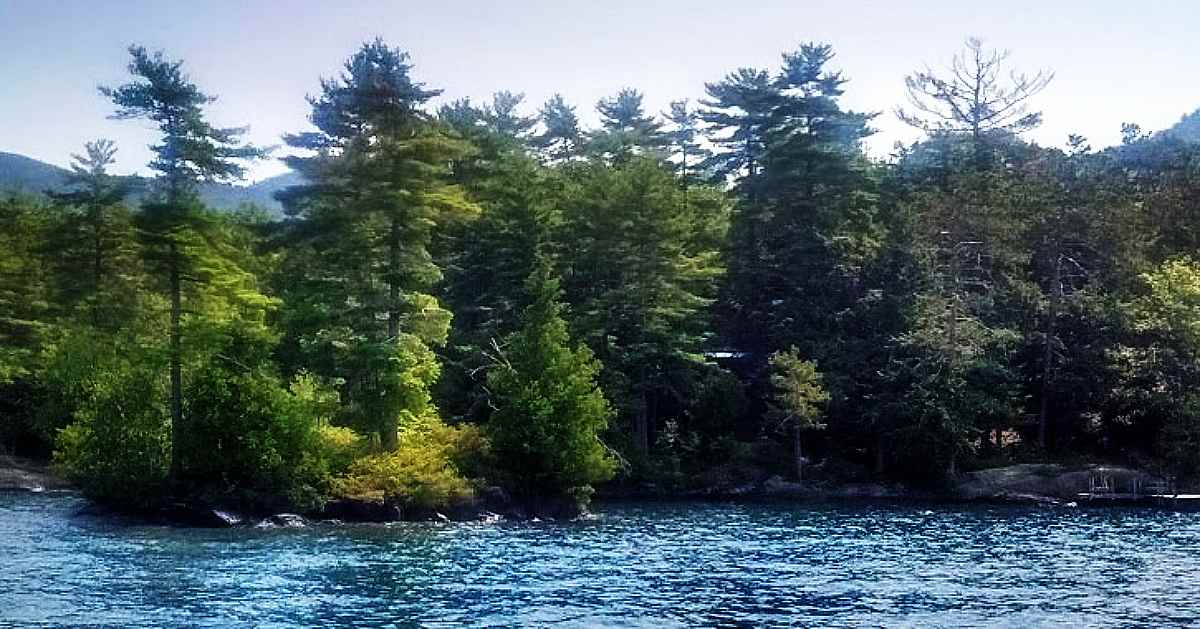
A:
[2,492,1198,626]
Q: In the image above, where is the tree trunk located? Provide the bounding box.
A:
[793,424,804,483]
[168,242,183,480]
[387,218,401,341]
[380,416,399,451]
[382,218,401,451]
[875,434,886,475]
[1038,252,1061,450]
[633,375,649,453]
[92,208,103,327]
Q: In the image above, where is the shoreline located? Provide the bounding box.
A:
[6,458,1192,527]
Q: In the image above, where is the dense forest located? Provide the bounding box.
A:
[5,37,1200,516]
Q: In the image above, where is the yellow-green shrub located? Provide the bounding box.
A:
[332,414,488,509]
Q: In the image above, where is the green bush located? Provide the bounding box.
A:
[50,340,170,509]
[182,365,337,507]
[332,413,483,509]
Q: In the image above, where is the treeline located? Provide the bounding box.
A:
[4,37,1200,514]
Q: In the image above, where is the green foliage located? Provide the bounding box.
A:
[279,40,478,450]
[531,94,583,162]
[486,261,616,498]
[49,332,170,509]
[767,348,829,433]
[181,365,327,505]
[712,43,881,364]
[17,35,1200,511]
[332,413,483,509]
[589,88,668,161]
[556,157,728,453]
[0,195,54,384]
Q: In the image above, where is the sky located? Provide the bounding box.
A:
[2,0,1199,182]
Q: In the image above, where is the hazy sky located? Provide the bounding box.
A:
[2,0,1199,181]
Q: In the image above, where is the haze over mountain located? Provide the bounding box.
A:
[0,150,296,215]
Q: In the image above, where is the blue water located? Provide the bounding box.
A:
[2,492,1200,627]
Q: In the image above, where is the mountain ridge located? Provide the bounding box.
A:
[0,151,295,215]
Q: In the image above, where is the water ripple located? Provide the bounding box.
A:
[2,494,1199,626]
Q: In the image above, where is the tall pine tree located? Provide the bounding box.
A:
[279,39,478,450]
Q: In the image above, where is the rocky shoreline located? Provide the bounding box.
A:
[601,463,1177,508]
[3,457,1185,528]
[0,456,72,493]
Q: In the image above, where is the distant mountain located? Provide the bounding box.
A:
[0,151,71,193]
[0,151,295,215]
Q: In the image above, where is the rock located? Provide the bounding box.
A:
[208,509,243,527]
[993,491,1061,506]
[954,463,1164,503]
[0,456,71,492]
[762,475,806,496]
[268,513,306,528]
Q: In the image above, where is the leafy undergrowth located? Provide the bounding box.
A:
[331,415,489,510]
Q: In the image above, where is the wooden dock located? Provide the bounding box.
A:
[1076,468,1200,504]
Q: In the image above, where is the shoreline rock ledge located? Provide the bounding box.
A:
[0,455,71,493]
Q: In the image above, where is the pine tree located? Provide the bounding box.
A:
[558,157,728,453]
[531,94,583,162]
[486,257,615,501]
[897,37,1053,167]
[45,140,140,329]
[0,195,53,385]
[714,43,878,361]
[664,99,711,185]
[699,67,775,187]
[484,91,537,141]
[279,39,478,450]
[101,46,265,478]
[767,347,828,482]
[590,88,668,161]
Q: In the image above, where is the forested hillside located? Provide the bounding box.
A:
[5,37,1200,516]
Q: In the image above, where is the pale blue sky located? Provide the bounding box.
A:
[2,0,1198,181]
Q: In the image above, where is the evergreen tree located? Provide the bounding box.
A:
[101,46,264,478]
[590,87,668,160]
[699,67,775,187]
[664,99,711,185]
[0,196,52,385]
[279,39,478,450]
[486,258,615,501]
[767,347,828,482]
[437,149,553,422]
[558,157,728,453]
[898,37,1053,167]
[531,94,583,162]
[484,90,537,141]
[45,140,141,329]
[715,43,879,362]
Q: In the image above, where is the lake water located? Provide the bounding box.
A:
[2,492,1199,627]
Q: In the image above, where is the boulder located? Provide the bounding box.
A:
[268,513,307,528]
[953,464,1162,502]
